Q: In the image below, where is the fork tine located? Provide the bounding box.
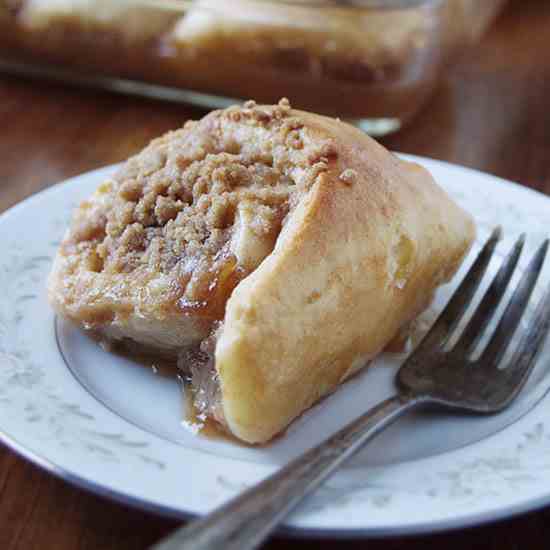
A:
[487,284,550,410]
[479,239,549,367]
[453,234,525,355]
[413,226,502,353]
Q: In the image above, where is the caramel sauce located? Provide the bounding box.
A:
[180,396,238,442]
[90,332,238,441]
[119,352,232,442]
[97,336,180,375]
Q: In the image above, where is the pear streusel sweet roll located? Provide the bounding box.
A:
[49,99,475,443]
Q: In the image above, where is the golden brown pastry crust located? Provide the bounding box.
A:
[215,107,475,443]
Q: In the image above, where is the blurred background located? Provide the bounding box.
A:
[0,0,546,207]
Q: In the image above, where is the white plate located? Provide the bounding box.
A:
[1,154,550,538]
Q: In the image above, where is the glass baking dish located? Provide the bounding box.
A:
[0,0,507,135]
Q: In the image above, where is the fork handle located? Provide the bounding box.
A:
[151,394,425,550]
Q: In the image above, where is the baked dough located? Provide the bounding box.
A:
[48,99,475,443]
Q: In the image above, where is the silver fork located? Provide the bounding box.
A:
[152,227,550,550]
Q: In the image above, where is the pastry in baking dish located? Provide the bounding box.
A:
[48,99,475,443]
[169,0,432,83]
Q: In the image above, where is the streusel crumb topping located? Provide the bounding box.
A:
[61,99,338,321]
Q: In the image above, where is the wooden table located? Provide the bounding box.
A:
[2,0,550,548]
